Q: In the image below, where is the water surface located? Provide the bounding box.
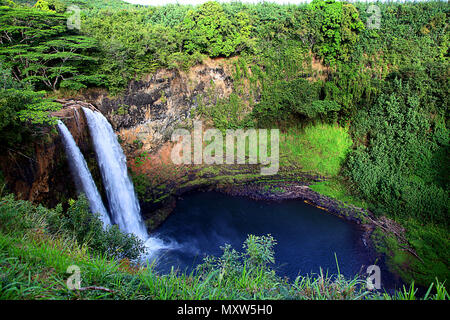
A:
[150,191,376,281]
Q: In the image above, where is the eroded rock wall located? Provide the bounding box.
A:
[1,59,237,207]
[0,102,103,208]
[82,59,235,154]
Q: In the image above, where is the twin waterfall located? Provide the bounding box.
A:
[57,120,111,227]
[58,107,166,253]
[83,108,148,241]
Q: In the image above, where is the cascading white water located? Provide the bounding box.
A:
[57,120,111,227]
[82,107,149,241]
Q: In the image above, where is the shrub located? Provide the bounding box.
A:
[345,76,449,224]
[309,0,365,64]
[182,1,250,57]
[53,195,145,260]
[0,194,145,260]
[253,78,341,126]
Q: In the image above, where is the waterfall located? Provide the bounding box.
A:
[57,120,111,227]
[82,107,149,241]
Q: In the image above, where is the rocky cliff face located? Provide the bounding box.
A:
[82,58,234,154]
[0,101,103,208]
[1,59,236,207]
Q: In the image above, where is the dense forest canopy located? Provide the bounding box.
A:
[0,0,448,290]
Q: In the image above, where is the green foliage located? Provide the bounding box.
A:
[242,234,276,266]
[115,104,129,116]
[400,219,449,288]
[33,0,53,12]
[310,178,368,209]
[197,92,252,131]
[0,0,16,7]
[14,0,134,10]
[0,5,100,90]
[0,62,22,89]
[253,78,342,126]
[309,0,365,64]
[82,9,172,93]
[0,193,145,261]
[0,88,60,147]
[324,62,382,121]
[182,1,251,57]
[147,4,191,28]
[371,219,449,289]
[345,75,449,225]
[32,0,67,13]
[0,195,37,233]
[134,152,149,168]
[384,280,449,300]
[53,194,145,260]
[280,123,353,177]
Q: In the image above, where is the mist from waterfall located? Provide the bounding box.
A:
[57,120,111,227]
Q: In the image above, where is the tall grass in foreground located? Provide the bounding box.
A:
[0,194,448,300]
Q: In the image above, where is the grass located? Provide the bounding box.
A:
[371,218,450,290]
[311,178,449,290]
[280,123,352,177]
[0,194,448,300]
[309,178,369,209]
[128,120,447,293]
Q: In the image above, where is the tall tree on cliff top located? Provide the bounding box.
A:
[309,0,365,64]
[182,1,251,57]
[0,4,101,90]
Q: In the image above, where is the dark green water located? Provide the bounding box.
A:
[150,191,397,290]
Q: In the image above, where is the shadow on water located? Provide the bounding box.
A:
[148,191,402,293]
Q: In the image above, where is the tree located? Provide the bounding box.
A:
[82,9,173,92]
[0,5,100,90]
[182,1,249,57]
[253,78,341,125]
[33,0,52,11]
[309,0,365,64]
[33,0,66,13]
[0,88,60,148]
[346,75,449,224]
[0,0,16,7]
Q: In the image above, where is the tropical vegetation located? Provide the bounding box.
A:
[0,0,448,299]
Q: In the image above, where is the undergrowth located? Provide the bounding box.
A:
[280,123,353,177]
[0,194,447,300]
